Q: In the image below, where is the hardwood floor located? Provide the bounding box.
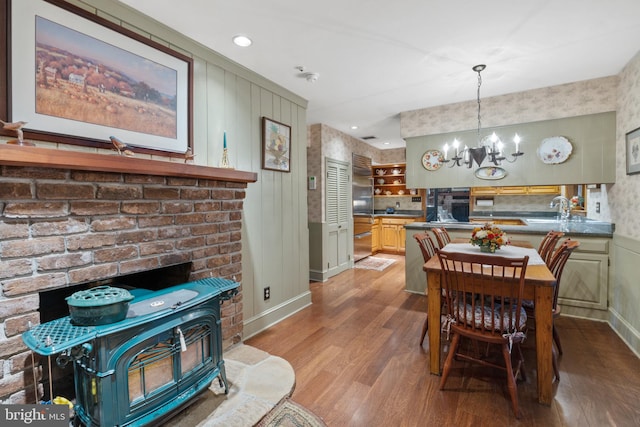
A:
[245,254,640,426]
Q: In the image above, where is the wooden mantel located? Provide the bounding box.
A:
[0,144,257,183]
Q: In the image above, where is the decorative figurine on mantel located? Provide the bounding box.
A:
[109,135,134,156]
[220,131,233,169]
[1,119,35,146]
[184,147,195,164]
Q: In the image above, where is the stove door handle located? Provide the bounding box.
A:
[176,327,187,352]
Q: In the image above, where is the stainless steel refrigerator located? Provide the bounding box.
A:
[352,154,374,262]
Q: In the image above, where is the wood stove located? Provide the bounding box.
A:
[22,278,239,427]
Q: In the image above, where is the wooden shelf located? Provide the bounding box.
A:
[0,145,257,183]
[373,164,412,197]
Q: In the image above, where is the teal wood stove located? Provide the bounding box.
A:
[22,278,239,427]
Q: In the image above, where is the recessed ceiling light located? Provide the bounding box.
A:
[383,142,390,145]
[351,125,358,130]
[232,35,252,47]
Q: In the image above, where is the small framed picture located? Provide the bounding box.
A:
[626,126,640,175]
[261,117,291,172]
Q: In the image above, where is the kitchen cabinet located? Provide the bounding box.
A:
[373,163,418,198]
[404,225,611,319]
[470,185,560,196]
[372,218,381,253]
[499,186,529,194]
[559,238,609,312]
[528,185,561,194]
[380,217,417,253]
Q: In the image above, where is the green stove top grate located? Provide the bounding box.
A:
[26,318,94,351]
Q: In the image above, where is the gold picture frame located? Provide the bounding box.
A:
[3,0,193,156]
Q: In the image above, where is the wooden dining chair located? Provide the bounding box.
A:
[437,250,529,419]
[537,230,565,266]
[431,227,451,248]
[413,232,439,346]
[526,238,580,380]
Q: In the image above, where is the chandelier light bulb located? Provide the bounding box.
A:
[513,133,522,153]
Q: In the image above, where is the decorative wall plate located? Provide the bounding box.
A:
[474,166,507,180]
[537,136,572,164]
[421,150,444,171]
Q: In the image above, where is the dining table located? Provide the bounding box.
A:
[423,238,557,405]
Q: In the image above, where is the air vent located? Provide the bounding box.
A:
[361,136,376,140]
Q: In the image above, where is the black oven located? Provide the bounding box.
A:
[426,188,470,222]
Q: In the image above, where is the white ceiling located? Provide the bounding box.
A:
[117,0,640,150]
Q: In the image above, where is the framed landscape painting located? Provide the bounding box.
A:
[626,126,640,175]
[8,0,192,154]
[262,116,291,172]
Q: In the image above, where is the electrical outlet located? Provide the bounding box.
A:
[596,202,600,213]
[263,286,270,301]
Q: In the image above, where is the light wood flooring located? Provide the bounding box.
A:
[246,254,640,426]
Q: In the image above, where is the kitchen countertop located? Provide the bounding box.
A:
[406,216,614,237]
[373,210,424,218]
[404,214,614,296]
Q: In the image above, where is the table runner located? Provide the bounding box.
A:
[441,243,546,265]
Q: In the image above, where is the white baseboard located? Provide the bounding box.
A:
[309,269,328,282]
[243,291,312,340]
[609,307,640,358]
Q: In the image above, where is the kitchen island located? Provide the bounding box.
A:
[405,215,614,319]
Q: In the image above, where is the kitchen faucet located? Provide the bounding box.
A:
[549,196,571,221]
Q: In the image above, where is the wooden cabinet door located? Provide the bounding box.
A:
[471,187,498,196]
[528,185,560,194]
[399,225,407,252]
[557,239,609,311]
[380,218,415,253]
[499,186,527,194]
[381,224,398,251]
[372,221,381,252]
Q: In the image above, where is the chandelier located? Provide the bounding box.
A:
[442,64,524,168]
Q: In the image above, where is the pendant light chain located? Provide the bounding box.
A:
[477,68,482,146]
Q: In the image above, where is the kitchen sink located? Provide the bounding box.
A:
[469,218,528,226]
[524,218,560,224]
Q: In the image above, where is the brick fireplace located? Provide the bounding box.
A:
[0,145,257,404]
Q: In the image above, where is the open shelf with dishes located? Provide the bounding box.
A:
[373,163,418,197]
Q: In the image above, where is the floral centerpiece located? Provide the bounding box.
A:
[470,223,510,253]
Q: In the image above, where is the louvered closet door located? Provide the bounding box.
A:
[326,158,351,277]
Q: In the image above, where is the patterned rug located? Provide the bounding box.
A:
[256,399,327,427]
[354,256,396,271]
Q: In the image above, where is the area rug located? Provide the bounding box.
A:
[354,256,396,271]
[256,398,327,427]
[162,344,296,427]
